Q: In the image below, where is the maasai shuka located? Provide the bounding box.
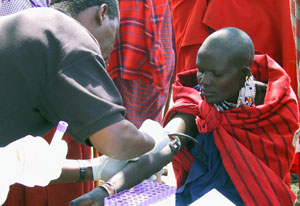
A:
[107,0,170,92]
[163,54,300,205]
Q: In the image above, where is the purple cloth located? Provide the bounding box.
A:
[0,0,49,16]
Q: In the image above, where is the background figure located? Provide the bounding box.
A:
[107,0,175,128]
[0,0,49,16]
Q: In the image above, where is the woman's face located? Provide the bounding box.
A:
[196,49,244,105]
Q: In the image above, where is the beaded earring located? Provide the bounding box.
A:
[237,75,256,107]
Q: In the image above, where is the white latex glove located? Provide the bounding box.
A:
[139,119,170,154]
[2,135,68,187]
[91,156,138,181]
[0,168,10,205]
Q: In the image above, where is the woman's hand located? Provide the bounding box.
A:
[69,186,108,206]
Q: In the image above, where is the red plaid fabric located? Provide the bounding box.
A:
[114,78,167,127]
[107,0,173,92]
[108,0,175,127]
[164,54,300,205]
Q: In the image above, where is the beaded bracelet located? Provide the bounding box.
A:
[100,182,117,196]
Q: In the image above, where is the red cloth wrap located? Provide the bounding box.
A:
[163,54,299,205]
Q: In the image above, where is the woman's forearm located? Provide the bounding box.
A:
[164,113,197,147]
[107,144,175,193]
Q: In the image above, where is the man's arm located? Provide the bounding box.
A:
[53,118,172,184]
[69,113,197,206]
[50,159,94,184]
[89,119,155,160]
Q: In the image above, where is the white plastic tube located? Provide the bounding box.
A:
[51,121,68,146]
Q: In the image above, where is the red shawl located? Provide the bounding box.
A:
[164,54,299,205]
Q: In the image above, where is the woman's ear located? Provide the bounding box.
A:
[96,4,108,25]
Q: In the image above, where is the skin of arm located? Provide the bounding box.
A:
[52,119,157,184]
[69,113,197,206]
[50,159,94,184]
[89,119,155,160]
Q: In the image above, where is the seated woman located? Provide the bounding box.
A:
[70,27,299,206]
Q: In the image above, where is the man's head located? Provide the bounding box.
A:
[51,0,120,61]
[196,27,255,105]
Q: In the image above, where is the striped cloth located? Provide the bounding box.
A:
[108,0,175,127]
[291,0,300,98]
[0,0,49,16]
[164,54,299,206]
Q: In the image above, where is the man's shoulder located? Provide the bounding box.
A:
[17,7,77,27]
[0,7,78,34]
[0,7,99,50]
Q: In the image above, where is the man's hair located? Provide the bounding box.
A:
[51,0,119,19]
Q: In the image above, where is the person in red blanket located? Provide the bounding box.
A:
[70,27,300,206]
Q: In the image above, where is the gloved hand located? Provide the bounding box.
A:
[91,155,138,181]
[0,168,10,205]
[3,135,68,187]
[139,119,170,154]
